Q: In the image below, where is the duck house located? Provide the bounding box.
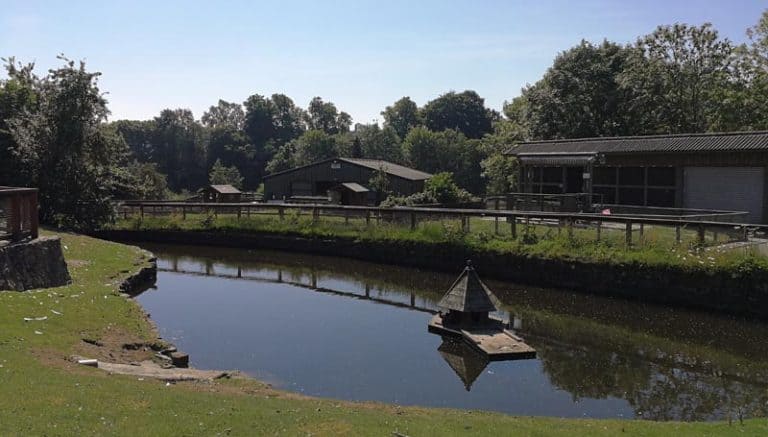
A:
[428,261,536,361]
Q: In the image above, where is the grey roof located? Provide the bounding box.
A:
[337,182,370,193]
[438,262,502,313]
[507,131,768,156]
[262,157,433,181]
[209,184,241,194]
[340,158,433,180]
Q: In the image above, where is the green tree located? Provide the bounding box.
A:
[352,123,402,162]
[305,96,351,134]
[381,96,421,139]
[420,90,497,139]
[201,99,245,130]
[619,23,734,133]
[3,57,127,229]
[208,158,244,189]
[520,40,637,139]
[293,129,338,165]
[368,165,391,204]
[402,127,483,193]
[479,120,525,195]
[151,108,208,191]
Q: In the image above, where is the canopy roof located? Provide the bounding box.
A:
[438,261,502,313]
[208,184,241,194]
[335,182,370,193]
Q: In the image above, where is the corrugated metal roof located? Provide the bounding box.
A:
[209,184,241,194]
[507,131,768,155]
[340,158,433,181]
[262,157,433,181]
[438,263,501,313]
[338,182,370,193]
[518,154,596,166]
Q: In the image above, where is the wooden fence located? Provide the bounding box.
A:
[0,187,39,243]
[117,200,768,247]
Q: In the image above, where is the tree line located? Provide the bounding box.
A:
[2,10,768,228]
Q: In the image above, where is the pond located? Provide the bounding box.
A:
[135,243,768,421]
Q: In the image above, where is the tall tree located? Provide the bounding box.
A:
[208,158,244,189]
[352,123,402,162]
[619,23,734,133]
[305,97,351,134]
[2,57,128,228]
[520,40,637,139]
[201,99,245,130]
[381,96,421,139]
[420,90,496,139]
[292,129,339,165]
[151,108,208,191]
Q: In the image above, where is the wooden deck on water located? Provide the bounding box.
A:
[428,314,536,361]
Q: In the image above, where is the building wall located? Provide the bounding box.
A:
[517,151,768,222]
[263,160,425,201]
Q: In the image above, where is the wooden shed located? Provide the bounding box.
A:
[200,184,242,203]
[506,131,768,223]
[262,158,432,204]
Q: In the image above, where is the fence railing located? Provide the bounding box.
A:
[0,186,39,243]
[116,200,768,248]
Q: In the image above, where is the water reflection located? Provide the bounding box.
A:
[437,338,490,391]
[137,243,768,421]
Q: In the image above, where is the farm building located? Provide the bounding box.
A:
[262,158,432,205]
[506,131,768,223]
[199,184,242,203]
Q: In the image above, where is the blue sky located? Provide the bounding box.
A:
[1,1,766,124]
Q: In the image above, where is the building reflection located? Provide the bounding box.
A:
[437,337,490,391]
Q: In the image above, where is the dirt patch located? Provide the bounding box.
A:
[74,326,164,365]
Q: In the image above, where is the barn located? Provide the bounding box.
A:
[506,131,768,223]
[262,158,432,205]
[199,184,242,203]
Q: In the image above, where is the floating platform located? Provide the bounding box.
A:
[428,314,536,361]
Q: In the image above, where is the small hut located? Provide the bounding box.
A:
[200,184,242,203]
[437,261,502,326]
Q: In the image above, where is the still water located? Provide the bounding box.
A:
[135,244,768,421]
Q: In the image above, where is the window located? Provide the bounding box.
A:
[619,167,644,185]
[647,167,675,187]
[593,167,616,185]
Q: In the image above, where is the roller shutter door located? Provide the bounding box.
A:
[683,167,764,222]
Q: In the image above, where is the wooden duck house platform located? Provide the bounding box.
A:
[428,261,536,361]
[428,315,536,360]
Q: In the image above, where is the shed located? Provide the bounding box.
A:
[262,157,432,204]
[200,184,242,203]
[506,131,768,222]
[328,182,371,206]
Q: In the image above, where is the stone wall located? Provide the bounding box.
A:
[0,236,71,291]
[94,229,768,319]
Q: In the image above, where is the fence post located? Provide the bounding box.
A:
[237,206,242,220]
[182,206,186,220]
[28,191,38,239]
[742,226,749,242]
[697,224,705,246]
[8,194,21,241]
[566,218,573,240]
[279,207,284,221]
[410,211,416,230]
[140,205,144,219]
[494,215,499,235]
[596,220,601,242]
[675,225,681,244]
[625,222,632,246]
[510,215,517,239]
[639,223,645,243]
[345,210,350,226]
[366,211,371,226]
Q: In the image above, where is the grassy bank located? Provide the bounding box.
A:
[113,213,768,273]
[1,232,767,435]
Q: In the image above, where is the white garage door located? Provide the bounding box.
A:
[683,167,764,222]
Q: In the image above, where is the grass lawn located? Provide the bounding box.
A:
[1,231,766,435]
[113,211,768,273]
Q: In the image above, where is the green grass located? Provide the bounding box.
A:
[113,211,768,273]
[1,232,767,434]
